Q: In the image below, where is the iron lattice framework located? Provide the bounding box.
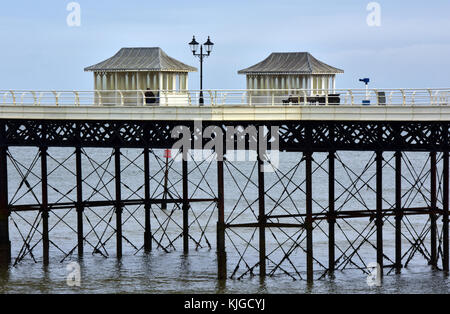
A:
[0,119,449,284]
[2,120,449,151]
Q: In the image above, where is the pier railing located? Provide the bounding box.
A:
[1,88,449,107]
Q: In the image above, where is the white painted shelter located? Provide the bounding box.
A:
[238,52,344,103]
[85,47,197,105]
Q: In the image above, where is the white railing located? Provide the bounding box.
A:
[0,89,449,107]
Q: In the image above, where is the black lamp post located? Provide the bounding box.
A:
[189,36,214,105]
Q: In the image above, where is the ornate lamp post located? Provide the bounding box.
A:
[189,36,214,105]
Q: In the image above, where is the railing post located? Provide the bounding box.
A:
[31,92,37,106]
[434,91,440,106]
[209,90,214,105]
[20,93,26,105]
[96,91,102,106]
[139,90,145,106]
[52,91,59,106]
[38,92,43,106]
[117,91,124,106]
[9,91,16,106]
[74,92,80,106]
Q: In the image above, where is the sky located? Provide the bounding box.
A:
[0,0,449,90]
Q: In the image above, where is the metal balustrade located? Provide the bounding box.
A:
[1,89,449,107]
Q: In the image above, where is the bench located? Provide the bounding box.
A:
[282,94,341,105]
[282,96,304,104]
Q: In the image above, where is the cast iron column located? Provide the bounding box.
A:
[182,149,189,253]
[257,151,266,277]
[328,151,335,275]
[115,148,123,259]
[41,146,49,265]
[217,158,226,279]
[0,142,10,266]
[430,152,437,268]
[76,147,84,257]
[395,151,402,273]
[144,148,152,252]
[305,151,313,283]
[376,150,383,277]
[443,151,449,273]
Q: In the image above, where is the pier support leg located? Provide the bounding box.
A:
[41,147,49,265]
[217,159,227,280]
[395,151,402,273]
[0,145,10,266]
[144,148,152,253]
[443,151,449,273]
[376,151,383,277]
[257,154,266,278]
[182,150,189,254]
[430,152,437,268]
[115,148,122,259]
[305,152,313,283]
[328,151,335,275]
[76,147,84,257]
[258,153,266,277]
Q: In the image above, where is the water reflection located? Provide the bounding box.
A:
[0,254,449,293]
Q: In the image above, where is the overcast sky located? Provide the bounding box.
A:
[0,0,449,90]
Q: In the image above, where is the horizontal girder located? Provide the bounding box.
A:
[0,119,449,152]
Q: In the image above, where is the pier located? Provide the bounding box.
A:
[0,87,449,283]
